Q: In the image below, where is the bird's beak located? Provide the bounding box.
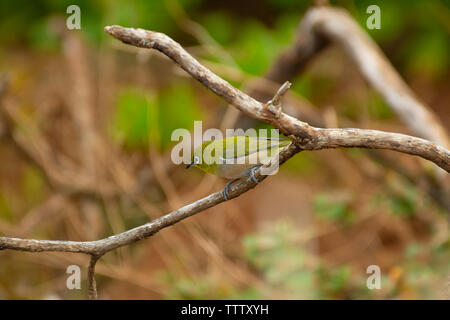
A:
[186,162,194,169]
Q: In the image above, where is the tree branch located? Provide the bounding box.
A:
[0,144,300,255]
[266,7,449,148]
[315,128,450,171]
[88,254,101,300]
[104,25,449,172]
[245,7,449,210]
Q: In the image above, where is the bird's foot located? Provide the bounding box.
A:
[222,166,263,200]
[222,178,240,201]
[248,165,263,184]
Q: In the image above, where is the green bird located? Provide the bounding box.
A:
[186,136,291,200]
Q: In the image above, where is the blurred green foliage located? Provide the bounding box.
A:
[159,219,377,299]
[352,0,450,76]
[199,11,236,45]
[243,221,315,298]
[315,265,352,297]
[230,15,299,75]
[0,192,12,221]
[367,90,394,120]
[111,84,201,150]
[112,88,157,150]
[371,184,418,218]
[280,152,321,176]
[314,193,356,225]
[401,240,450,298]
[161,271,237,299]
[0,0,202,47]
[157,84,202,149]
[21,165,45,208]
[1,0,448,79]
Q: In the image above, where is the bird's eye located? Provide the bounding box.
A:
[194,156,200,164]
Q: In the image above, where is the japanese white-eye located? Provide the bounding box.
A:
[186,136,291,200]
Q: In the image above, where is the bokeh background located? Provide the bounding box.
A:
[0,0,449,299]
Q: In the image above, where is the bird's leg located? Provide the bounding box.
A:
[222,178,240,201]
[248,165,263,183]
[222,165,263,200]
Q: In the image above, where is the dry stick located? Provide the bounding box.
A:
[88,254,101,300]
[0,143,300,254]
[103,26,449,172]
[266,7,449,148]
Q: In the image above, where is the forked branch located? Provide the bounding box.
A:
[266,7,449,148]
[103,25,449,172]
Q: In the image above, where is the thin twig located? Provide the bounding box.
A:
[88,254,101,300]
[269,81,292,107]
[266,81,291,118]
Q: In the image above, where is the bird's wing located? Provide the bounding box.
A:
[220,136,291,161]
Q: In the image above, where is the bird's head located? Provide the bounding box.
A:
[186,140,218,174]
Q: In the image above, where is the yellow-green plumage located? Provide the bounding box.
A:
[189,136,291,179]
